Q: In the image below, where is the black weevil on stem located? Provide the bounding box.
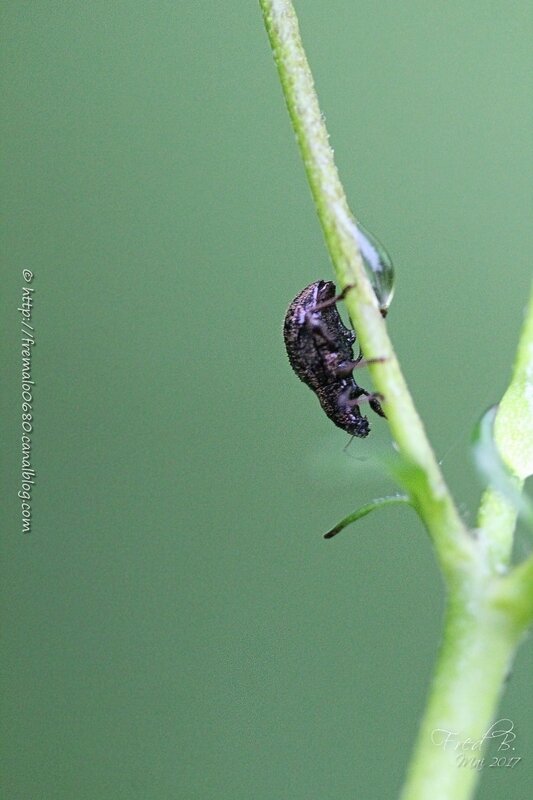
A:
[283,280,385,437]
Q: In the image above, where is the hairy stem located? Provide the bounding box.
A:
[259,3,531,799]
[259,0,471,577]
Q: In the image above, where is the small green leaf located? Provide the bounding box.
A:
[473,405,533,530]
[493,288,533,481]
[476,286,533,567]
[324,494,411,539]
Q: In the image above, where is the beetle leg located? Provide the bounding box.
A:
[335,356,387,377]
[337,385,362,409]
[303,311,337,346]
[334,360,357,378]
[362,390,387,418]
[312,282,356,313]
[369,396,387,418]
[356,357,388,368]
[346,390,386,415]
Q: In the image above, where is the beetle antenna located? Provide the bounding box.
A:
[343,435,355,452]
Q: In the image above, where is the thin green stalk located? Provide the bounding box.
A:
[494,548,533,630]
[259,3,532,799]
[259,0,472,579]
[403,286,533,800]
[400,578,522,800]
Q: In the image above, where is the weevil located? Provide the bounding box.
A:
[283,280,385,437]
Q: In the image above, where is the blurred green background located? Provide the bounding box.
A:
[2,2,532,798]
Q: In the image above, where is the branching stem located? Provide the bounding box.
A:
[259,2,533,798]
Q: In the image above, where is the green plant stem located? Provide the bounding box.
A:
[477,489,521,571]
[494,554,533,629]
[259,3,532,799]
[400,579,522,800]
[259,0,472,579]
[404,289,533,800]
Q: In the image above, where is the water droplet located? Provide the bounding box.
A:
[355,222,395,315]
